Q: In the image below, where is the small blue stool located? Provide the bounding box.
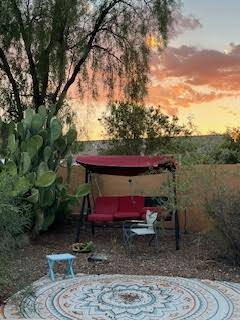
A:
[46,253,76,281]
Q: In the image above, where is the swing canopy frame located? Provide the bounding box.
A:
[75,155,180,250]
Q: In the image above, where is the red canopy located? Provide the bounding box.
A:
[75,155,177,176]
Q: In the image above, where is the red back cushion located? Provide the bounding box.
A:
[118,196,144,212]
[95,197,119,214]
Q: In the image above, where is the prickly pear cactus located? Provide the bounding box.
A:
[0,106,89,233]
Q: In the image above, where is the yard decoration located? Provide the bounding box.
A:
[0,106,90,233]
[72,241,94,253]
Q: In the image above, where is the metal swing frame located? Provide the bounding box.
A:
[75,159,180,250]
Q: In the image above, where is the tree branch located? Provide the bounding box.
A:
[92,45,122,63]
[55,0,122,112]
[51,51,76,104]
[40,1,64,103]
[11,0,40,109]
[0,48,23,120]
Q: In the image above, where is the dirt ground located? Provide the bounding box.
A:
[1,219,240,304]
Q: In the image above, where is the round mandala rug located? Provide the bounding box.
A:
[2,274,240,319]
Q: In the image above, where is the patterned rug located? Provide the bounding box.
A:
[2,274,240,319]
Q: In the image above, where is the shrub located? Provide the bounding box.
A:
[205,187,240,264]
[0,172,31,290]
[0,172,31,254]
[212,128,240,164]
[213,148,240,164]
[99,101,192,155]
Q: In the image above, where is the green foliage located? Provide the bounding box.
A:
[0,172,31,255]
[0,106,89,233]
[0,172,31,291]
[35,171,57,188]
[205,186,240,264]
[0,0,177,119]
[100,101,192,155]
[212,128,240,164]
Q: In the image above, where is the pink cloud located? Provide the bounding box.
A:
[147,44,240,114]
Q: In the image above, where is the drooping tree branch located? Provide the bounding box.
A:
[92,45,122,63]
[0,48,23,120]
[11,0,41,109]
[39,1,65,104]
[0,0,177,118]
[55,0,122,112]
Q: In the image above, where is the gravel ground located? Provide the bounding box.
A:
[1,219,240,304]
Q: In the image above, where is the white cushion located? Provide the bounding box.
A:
[131,228,155,235]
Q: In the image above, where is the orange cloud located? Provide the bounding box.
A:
[147,44,240,114]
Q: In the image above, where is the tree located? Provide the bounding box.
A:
[213,128,240,164]
[99,101,192,155]
[0,0,177,120]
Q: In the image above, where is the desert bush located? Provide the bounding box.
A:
[0,172,31,254]
[0,172,31,290]
[211,128,240,164]
[205,187,240,264]
[213,148,240,164]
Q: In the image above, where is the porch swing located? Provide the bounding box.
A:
[75,155,180,250]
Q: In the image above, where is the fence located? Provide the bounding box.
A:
[59,164,240,233]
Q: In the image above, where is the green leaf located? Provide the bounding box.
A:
[25,129,31,140]
[37,161,49,176]
[76,183,91,197]
[24,108,34,129]
[47,106,56,124]
[26,188,39,203]
[66,154,73,168]
[20,152,31,174]
[50,117,62,143]
[35,171,56,187]
[17,122,26,139]
[39,187,55,207]
[26,172,36,185]
[65,194,78,206]
[38,105,47,120]
[43,146,52,162]
[12,176,31,196]
[38,129,48,142]
[31,114,45,132]
[8,133,17,154]
[26,135,43,158]
[58,183,67,195]
[5,160,17,175]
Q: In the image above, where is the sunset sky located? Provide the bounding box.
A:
[71,0,240,140]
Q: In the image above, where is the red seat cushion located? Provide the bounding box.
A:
[95,197,119,215]
[114,211,141,220]
[88,214,113,222]
[118,196,144,212]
